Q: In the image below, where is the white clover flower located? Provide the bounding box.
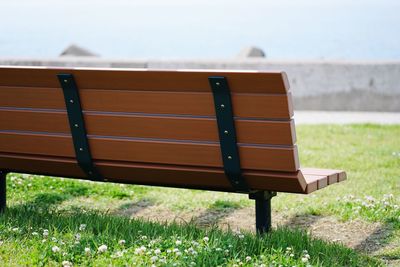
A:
[151,256,158,262]
[238,234,245,239]
[175,240,182,245]
[12,227,19,232]
[289,253,294,257]
[215,247,222,251]
[141,235,147,240]
[166,249,172,254]
[304,253,310,259]
[97,244,108,253]
[75,233,81,241]
[52,246,60,253]
[301,257,309,263]
[62,260,72,267]
[245,256,251,261]
[118,239,126,245]
[203,236,209,242]
[79,224,86,231]
[134,246,147,255]
[32,232,39,236]
[154,249,161,254]
[286,247,292,251]
[43,229,49,237]
[176,251,182,256]
[190,262,196,266]
[84,247,91,255]
[191,241,199,246]
[173,248,180,253]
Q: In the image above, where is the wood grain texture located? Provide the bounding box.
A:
[0,109,296,145]
[0,132,299,172]
[0,67,289,93]
[0,153,307,193]
[0,87,293,119]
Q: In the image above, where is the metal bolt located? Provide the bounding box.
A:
[69,99,74,103]
[220,104,225,108]
[216,82,220,86]
[64,79,68,83]
[74,124,79,128]
[224,130,229,134]
[79,148,83,151]
[228,156,232,160]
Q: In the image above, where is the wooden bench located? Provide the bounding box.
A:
[0,66,346,233]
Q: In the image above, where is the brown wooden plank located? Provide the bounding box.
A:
[301,168,347,185]
[0,132,299,172]
[0,109,296,145]
[303,174,326,194]
[0,67,289,93]
[0,87,293,119]
[0,153,306,193]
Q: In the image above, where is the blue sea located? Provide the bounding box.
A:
[0,0,399,60]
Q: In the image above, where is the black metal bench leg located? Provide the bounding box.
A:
[0,171,7,213]
[249,191,276,234]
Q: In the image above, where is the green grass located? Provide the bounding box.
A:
[1,124,399,266]
[0,206,378,266]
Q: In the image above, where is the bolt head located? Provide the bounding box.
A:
[79,148,83,151]
[74,124,79,128]
[216,82,220,86]
[69,100,74,103]
[220,104,225,108]
[228,156,232,160]
[64,79,68,83]
[224,130,229,134]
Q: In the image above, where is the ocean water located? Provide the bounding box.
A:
[0,0,399,60]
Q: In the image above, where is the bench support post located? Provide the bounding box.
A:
[0,171,7,213]
[249,191,276,234]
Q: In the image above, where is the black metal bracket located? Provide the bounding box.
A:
[57,74,103,182]
[249,191,277,234]
[208,76,249,192]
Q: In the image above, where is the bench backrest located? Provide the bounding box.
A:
[0,67,307,193]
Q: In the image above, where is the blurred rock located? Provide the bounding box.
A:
[60,44,99,57]
[237,46,266,58]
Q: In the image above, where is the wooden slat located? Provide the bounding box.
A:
[0,153,307,193]
[0,87,293,119]
[0,67,289,93]
[0,132,299,172]
[0,109,296,145]
[303,174,328,194]
[302,168,347,185]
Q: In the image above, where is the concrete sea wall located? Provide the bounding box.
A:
[1,58,399,111]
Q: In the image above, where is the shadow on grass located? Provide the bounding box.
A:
[114,198,155,217]
[354,224,394,254]
[281,212,397,259]
[192,199,243,227]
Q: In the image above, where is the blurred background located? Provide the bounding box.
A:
[1,0,399,114]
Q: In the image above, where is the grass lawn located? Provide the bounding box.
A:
[0,124,399,266]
